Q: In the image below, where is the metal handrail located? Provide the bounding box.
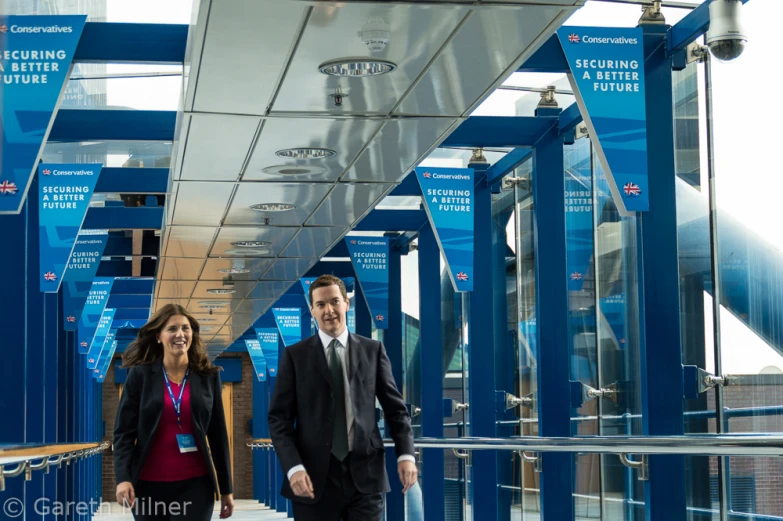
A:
[248,434,783,457]
[0,442,110,491]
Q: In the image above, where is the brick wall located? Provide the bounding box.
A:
[706,384,783,516]
[102,354,256,500]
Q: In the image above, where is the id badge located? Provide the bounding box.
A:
[176,434,198,453]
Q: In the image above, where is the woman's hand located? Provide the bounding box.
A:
[219,493,234,518]
[116,481,135,508]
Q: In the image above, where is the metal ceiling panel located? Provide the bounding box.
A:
[180,114,261,181]
[281,227,346,258]
[211,226,299,258]
[156,280,196,299]
[396,7,567,116]
[340,118,457,182]
[154,298,190,311]
[192,0,305,115]
[263,258,316,281]
[306,183,392,227]
[171,182,235,226]
[185,299,244,315]
[223,183,332,226]
[235,299,274,316]
[271,4,470,114]
[243,118,383,182]
[200,258,273,281]
[191,280,257,299]
[247,281,297,300]
[189,313,229,327]
[165,226,218,258]
[161,258,205,280]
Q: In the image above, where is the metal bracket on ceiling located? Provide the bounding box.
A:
[537,86,559,109]
[470,148,488,164]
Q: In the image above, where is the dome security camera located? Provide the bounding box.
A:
[705,0,747,62]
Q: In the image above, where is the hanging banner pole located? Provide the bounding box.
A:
[39,163,102,292]
[0,15,88,215]
[345,237,390,329]
[556,26,649,215]
[415,167,474,293]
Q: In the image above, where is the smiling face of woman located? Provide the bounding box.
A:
[156,314,193,359]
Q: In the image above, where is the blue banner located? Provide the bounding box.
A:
[86,308,115,369]
[346,237,389,329]
[94,333,118,383]
[255,328,279,377]
[78,277,114,354]
[245,339,267,382]
[557,26,648,214]
[272,308,302,347]
[415,167,474,292]
[0,15,87,215]
[62,230,108,329]
[565,141,595,291]
[39,163,102,292]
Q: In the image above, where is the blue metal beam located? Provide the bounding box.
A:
[49,110,176,142]
[353,209,427,232]
[75,23,187,63]
[389,172,421,197]
[82,207,164,230]
[95,168,169,194]
[558,102,583,136]
[484,147,532,186]
[517,35,569,73]
[443,116,558,148]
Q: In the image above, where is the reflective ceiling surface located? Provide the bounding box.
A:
[159,0,583,352]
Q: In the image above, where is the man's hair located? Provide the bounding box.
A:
[308,274,348,306]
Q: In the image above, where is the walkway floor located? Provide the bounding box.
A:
[93,500,289,520]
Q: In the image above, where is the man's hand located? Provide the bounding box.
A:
[290,470,315,499]
[398,460,418,494]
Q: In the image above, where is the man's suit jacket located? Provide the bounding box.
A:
[113,362,233,496]
[268,333,414,503]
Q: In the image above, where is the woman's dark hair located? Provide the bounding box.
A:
[122,304,219,374]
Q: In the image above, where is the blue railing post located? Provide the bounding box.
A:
[468,158,501,521]
[384,243,406,521]
[418,222,445,521]
[638,23,686,521]
[532,121,575,521]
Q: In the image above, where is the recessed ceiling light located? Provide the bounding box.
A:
[200,326,214,332]
[318,58,396,77]
[262,165,327,176]
[249,203,297,212]
[275,148,335,160]
[198,318,217,322]
[217,267,250,274]
[207,288,236,295]
[223,248,272,256]
[230,241,271,248]
[198,301,228,309]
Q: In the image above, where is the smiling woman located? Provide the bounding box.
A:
[114,304,235,520]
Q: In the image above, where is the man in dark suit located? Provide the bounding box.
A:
[268,274,418,520]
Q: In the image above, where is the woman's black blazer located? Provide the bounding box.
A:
[113,362,233,496]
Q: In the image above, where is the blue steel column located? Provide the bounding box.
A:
[418,223,445,521]
[0,195,28,515]
[638,24,686,521]
[532,124,574,521]
[384,244,405,521]
[468,159,500,521]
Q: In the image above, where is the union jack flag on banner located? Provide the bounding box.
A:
[423,172,432,178]
[570,272,583,281]
[44,271,57,281]
[623,183,641,196]
[375,314,385,322]
[42,169,52,175]
[456,272,469,281]
[88,358,94,363]
[568,33,580,43]
[67,316,76,323]
[0,181,18,195]
[81,342,88,348]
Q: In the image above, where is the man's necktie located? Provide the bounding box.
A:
[329,339,349,461]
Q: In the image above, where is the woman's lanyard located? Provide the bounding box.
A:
[162,366,190,433]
